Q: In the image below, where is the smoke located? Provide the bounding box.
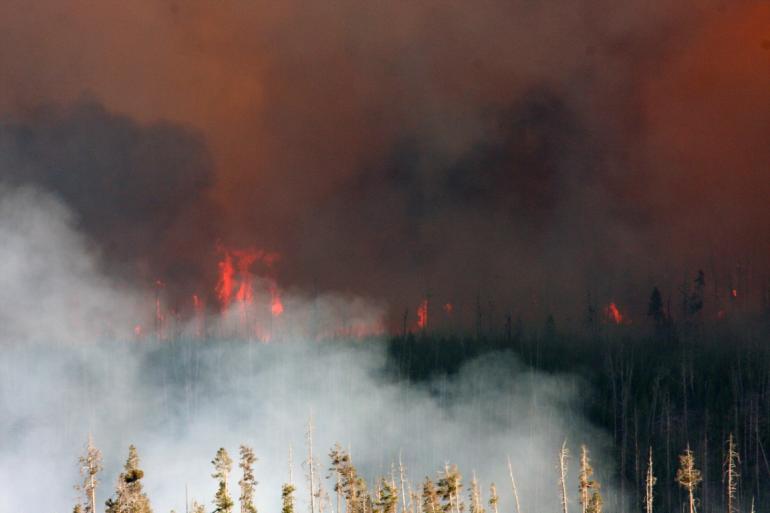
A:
[3,0,770,327]
[0,186,616,512]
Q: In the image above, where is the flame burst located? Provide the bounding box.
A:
[417,299,428,330]
[216,246,283,322]
[606,302,623,325]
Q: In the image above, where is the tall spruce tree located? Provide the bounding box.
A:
[468,473,483,513]
[212,448,234,513]
[437,465,462,513]
[374,478,398,513]
[238,445,258,513]
[329,444,370,513]
[487,484,498,513]
[77,435,103,513]
[422,478,440,513]
[676,445,702,513]
[105,445,153,513]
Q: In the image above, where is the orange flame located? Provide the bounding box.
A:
[216,252,235,310]
[417,299,428,329]
[216,245,284,327]
[270,285,284,317]
[607,302,623,324]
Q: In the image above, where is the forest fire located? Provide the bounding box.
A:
[216,246,282,312]
[416,299,428,330]
[606,302,623,325]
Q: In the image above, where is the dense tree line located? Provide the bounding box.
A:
[386,284,770,513]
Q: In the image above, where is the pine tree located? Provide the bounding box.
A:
[374,478,398,513]
[77,435,103,513]
[239,445,258,513]
[577,445,602,513]
[422,478,440,513]
[676,445,702,513]
[724,434,740,513]
[436,465,462,513]
[644,447,656,513]
[329,444,370,513]
[283,445,297,513]
[578,446,594,513]
[468,473,483,513]
[212,448,234,513]
[283,484,297,513]
[105,444,153,513]
[587,490,602,513]
[487,484,498,513]
[191,501,206,513]
[648,287,664,326]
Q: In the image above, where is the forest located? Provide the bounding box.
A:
[63,282,770,513]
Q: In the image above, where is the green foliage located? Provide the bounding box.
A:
[436,465,463,513]
[281,484,296,513]
[212,448,234,513]
[421,478,440,513]
[374,478,398,513]
[105,445,153,513]
[238,445,258,513]
[329,444,370,513]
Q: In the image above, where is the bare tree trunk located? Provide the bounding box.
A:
[645,447,655,513]
[559,442,569,513]
[507,457,522,513]
[307,418,317,513]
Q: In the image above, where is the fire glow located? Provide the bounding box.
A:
[606,302,623,325]
[216,245,283,318]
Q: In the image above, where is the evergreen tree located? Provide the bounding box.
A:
[212,448,234,513]
[238,445,258,513]
[578,445,602,513]
[191,501,206,513]
[329,444,370,513]
[421,478,440,513]
[676,445,702,513]
[648,287,664,325]
[487,484,498,513]
[374,478,398,513]
[282,484,297,513]
[724,434,739,513]
[436,465,462,513]
[467,473,483,513]
[644,447,656,513]
[578,445,594,513]
[77,435,103,513]
[105,444,153,513]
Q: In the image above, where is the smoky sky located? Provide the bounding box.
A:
[2,0,770,327]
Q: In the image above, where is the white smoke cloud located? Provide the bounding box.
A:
[0,185,619,513]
